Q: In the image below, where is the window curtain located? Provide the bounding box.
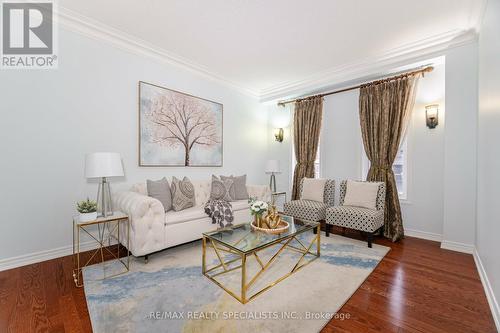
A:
[291,96,323,200]
[359,75,419,241]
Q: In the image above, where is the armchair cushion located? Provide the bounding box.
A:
[326,206,384,233]
[343,180,380,210]
[298,178,335,206]
[339,180,386,211]
[301,178,328,202]
[284,200,328,221]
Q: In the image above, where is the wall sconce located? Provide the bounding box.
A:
[271,104,290,143]
[274,128,284,142]
[425,104,439,129]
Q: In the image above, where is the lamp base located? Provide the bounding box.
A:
[97,177,114,218]
[269,173,277,193]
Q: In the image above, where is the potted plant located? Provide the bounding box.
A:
[77,198,98,222]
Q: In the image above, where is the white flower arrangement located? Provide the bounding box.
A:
[249,199,268,216]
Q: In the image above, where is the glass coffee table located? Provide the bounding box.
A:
[202,215,320,304]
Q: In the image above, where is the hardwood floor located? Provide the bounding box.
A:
[0,231,496,333]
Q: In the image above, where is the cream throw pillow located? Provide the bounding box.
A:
[301,178,328,202]
[343,180,379,210]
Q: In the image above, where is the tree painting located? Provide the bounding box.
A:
[139,82,223,166]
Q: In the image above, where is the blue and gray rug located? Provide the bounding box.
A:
[83,233,389,333]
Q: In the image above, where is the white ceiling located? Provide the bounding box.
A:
[59,0,485,99]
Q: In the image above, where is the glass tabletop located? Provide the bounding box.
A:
[203,215,319,254]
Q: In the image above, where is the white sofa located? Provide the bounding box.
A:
[113,179,271,257]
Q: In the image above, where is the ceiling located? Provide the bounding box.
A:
[58,0,485,100]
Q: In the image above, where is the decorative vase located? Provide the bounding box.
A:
[254,214,264,228]
[79,212,98,222]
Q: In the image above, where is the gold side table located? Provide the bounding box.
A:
[272,191,287,212]
[72,212,130,287]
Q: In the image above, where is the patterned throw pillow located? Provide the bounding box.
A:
[210,175,236,201]
[220,175,249,200]
[170,176,196,211]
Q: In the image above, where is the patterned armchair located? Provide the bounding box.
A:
[325,180,386,248]
[283,179,335,223]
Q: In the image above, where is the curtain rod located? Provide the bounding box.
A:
[277,65,434,107]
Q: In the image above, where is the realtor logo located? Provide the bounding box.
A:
[1,1,58,69]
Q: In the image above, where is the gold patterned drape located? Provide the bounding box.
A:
[359,75,419,241]
[291,96,323,200]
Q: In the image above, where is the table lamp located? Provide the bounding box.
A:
[85,152,124,217]
[265,159,281,193]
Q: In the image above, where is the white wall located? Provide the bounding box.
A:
[401,67,446,238]
[0,27,268,262]
[442,42,478,250]
[266,104,293,196]
[477,0,500,325]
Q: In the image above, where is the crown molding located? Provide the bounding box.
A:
[55,7,260,99]
[54,7,479,102]
[259,29,478,102]
[468,0,488,33]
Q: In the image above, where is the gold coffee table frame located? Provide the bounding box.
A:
[202,221,320,304]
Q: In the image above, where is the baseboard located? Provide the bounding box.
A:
[473,249,500,331]
[405,228,442,242]
[440,240,475,254]
[0,240,114,272]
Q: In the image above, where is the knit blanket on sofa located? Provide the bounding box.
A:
[204,199,234,228]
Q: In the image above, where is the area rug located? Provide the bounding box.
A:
[83,233,389,333]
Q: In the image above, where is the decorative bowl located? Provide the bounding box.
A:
[251,220,289,234]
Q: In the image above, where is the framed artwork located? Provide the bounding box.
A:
[139,81,223,167]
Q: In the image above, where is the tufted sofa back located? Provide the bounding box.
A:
[339,180,386,211]
[131,180,212,207]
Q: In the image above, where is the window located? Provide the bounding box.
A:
[362,137,408,200]
[313,147,320,178]
[392,138,408,200]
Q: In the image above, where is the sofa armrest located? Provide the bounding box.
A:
[247,185,272,202]
[113,191,166,256]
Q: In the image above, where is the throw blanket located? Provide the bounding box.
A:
[204,199,234,228]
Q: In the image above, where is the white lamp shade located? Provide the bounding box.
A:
[265,160,281,174]
[85,152,124,178]
[425,104,438,118]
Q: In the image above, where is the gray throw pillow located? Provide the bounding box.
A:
[171,176,196,211]
[147,178,172,212]
[220,175,249,200]
[210,175,236,201]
